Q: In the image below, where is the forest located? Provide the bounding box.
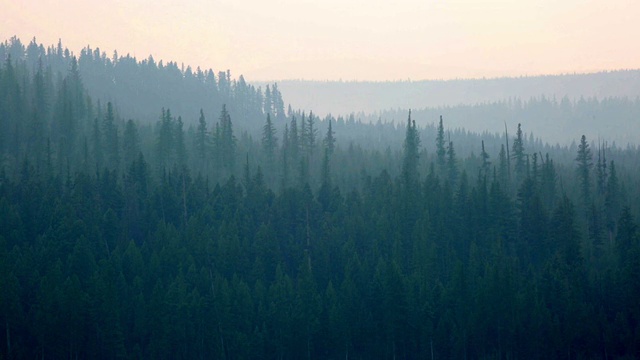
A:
[1,37,640,359]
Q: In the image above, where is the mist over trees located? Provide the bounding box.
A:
[270,72,640,146]
[1,36,640,359]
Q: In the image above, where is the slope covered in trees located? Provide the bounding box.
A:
[0,37,285,131]
[1,37,640,359]
[268,72,640,145]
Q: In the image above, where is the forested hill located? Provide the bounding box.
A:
[268,71,640,145]
[271,71,640,116]
[2,36,640,359]
[0,37,285,129]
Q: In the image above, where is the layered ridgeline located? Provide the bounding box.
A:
[1,37,640,358]
[268,71,640,145]
[0,36,286,131]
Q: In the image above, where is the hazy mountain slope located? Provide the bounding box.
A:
[269,71,640,116]
[264,71,640,145]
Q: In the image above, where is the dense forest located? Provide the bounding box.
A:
[270,72,640,145]
[1,37,640,359]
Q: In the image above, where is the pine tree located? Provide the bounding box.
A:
[195,108,208,170]
[575,134,593,206]
[512,123,525,185]
[304,111,318,157]
[540,153,557,211]
[498,144,508,187]
[595,142,607,197]
[323,118,336,157]
[156,108,174,170]
[447,140,458,185]
[218,104,236,173]
[480,140,490,178]
[436,115,446,173]
[103,102,119,171]
[92,117,103,171]
[175,116,187,169]
[289,116,300,163]
[401,111,420,189]
[122,119,139,167]
[605,160,620,236]
[272,83,285,120]
[262,113,278,166]
[263,84,272,115]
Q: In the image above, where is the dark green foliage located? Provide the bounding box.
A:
[401,110,420,189]
[261,112,277,167]
[512,123,525,185]
[1,38,640,359]
[436,115,446,172]
[576,134,593,206]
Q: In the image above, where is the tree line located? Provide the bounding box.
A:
[1,39,640,359]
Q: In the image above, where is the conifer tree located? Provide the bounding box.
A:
[218,104,236,173]
[156,108,174,170]
[401,111,420,189]
[175,116,187,169]
[447,140,458,185]
[480,140,490,178]
[262,113,278,166]
[103,102,119,171]
[263,84,272,115]
[512,123,525,185]
[323,118,335,157]
[122,119,139,167]
[289,116,300,163]
[305,111,318,158]
[498,144,508,187]
[541,153,557,210]
[436,115,446,173]
[92,117,103,171]
[272,83,285,120]
[195,108,208,171]
[595,142,607,196]
[605,160,620,234]
[575,134,593,206]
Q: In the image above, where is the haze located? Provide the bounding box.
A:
[2,0,639,81]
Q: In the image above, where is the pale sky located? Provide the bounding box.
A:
[1,0,638,81]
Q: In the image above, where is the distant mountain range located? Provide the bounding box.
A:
[263,70,640,117]
[257,71,640,145]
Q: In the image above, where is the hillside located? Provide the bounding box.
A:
[267,71,640,145]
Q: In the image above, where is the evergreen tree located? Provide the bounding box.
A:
[595,142,607,197]
[156,108,174,170]
[289,116,300,163]
[272,83,285,120]
[575,134,593,206]
[401,111,420,189]
[480,140,490,178]
[498,144,509,187]
[605,160,620,235]
[304,111,318,158]
[195,108,208,171]
[447,140,458,185]
[262,113,278,166]
[92,117,103,171]
[263,84,272,115]
[436,115,446,173]
[540,153,557,210]
[175,116,187,169]
[218,104,236,173]
[122,119,139,167]
[512,123,525,185]
[323,118,336,157]
[103,102,119,171]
